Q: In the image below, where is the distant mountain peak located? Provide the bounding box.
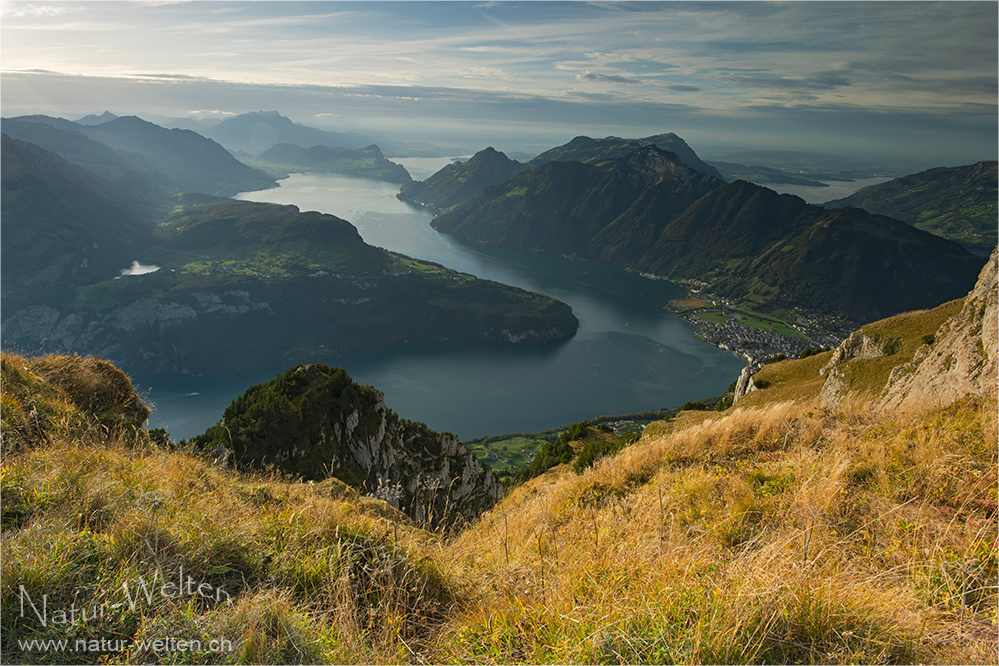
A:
[76,111,119,126]
[205,111,379,156]
[101,115,157,129]
[397,145,527,210]
[529,133,726,181]
[469,146,513,163]
[240,110,294,124]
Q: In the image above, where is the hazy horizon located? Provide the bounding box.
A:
[2,1,997,170]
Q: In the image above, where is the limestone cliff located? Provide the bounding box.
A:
[190,364,502,527]
[880,247,997,412]
[732,365,758,403]
[818,330,900,408]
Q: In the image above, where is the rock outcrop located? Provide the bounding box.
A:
[190,364,502,527]
[880,247,997,412]
[732,365,758,403]
[818,330,901,408]
[819,331,890,375]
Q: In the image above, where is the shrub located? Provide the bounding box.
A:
[882,336,903,355]
[571,433,630,474]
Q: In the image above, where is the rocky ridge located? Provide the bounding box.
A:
[192,364,502,527]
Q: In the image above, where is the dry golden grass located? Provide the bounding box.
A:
[1,429,457,664]
[434,391,998,664]
[2,350,996,664]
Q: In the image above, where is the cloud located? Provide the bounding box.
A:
[717,70,852,92]
[1,2,994,167]
[1,3,82,18]
[576,71,641,85]
[650,81,701,93]
[188,109,236,118]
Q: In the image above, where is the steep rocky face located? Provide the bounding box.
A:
[880,247,997,412]
[816,247,997,411]
[732,365,758,403]
[819,330,891,375]
[191,364,502,527]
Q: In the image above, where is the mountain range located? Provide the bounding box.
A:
[0,119,578,375]
[527,133,727,181]
[432,145,724,262]
[2,114,276,208]
[396,133,727,214]
[200,110,444,157]
[3,110,992,370]
[202,110,380,156]
[428,139,986,324]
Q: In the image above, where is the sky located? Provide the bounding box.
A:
[1,1,996,168]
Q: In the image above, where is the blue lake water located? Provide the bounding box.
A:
[136,172,745,441]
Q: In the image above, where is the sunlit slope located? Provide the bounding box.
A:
[825,161,998,255]
[438,392,995,663]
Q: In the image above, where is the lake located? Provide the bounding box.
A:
[764,176,893,204]
[136,170,747,441]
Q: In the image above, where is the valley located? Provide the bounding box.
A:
[2,3,996,663]
[4,113,992,443]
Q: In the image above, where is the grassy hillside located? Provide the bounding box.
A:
[442,394,995,664]
[3,196,579,375]
[825,161,998,255]
[2,323,996,664]
[1,353,458,664]
[637,182,985,324]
